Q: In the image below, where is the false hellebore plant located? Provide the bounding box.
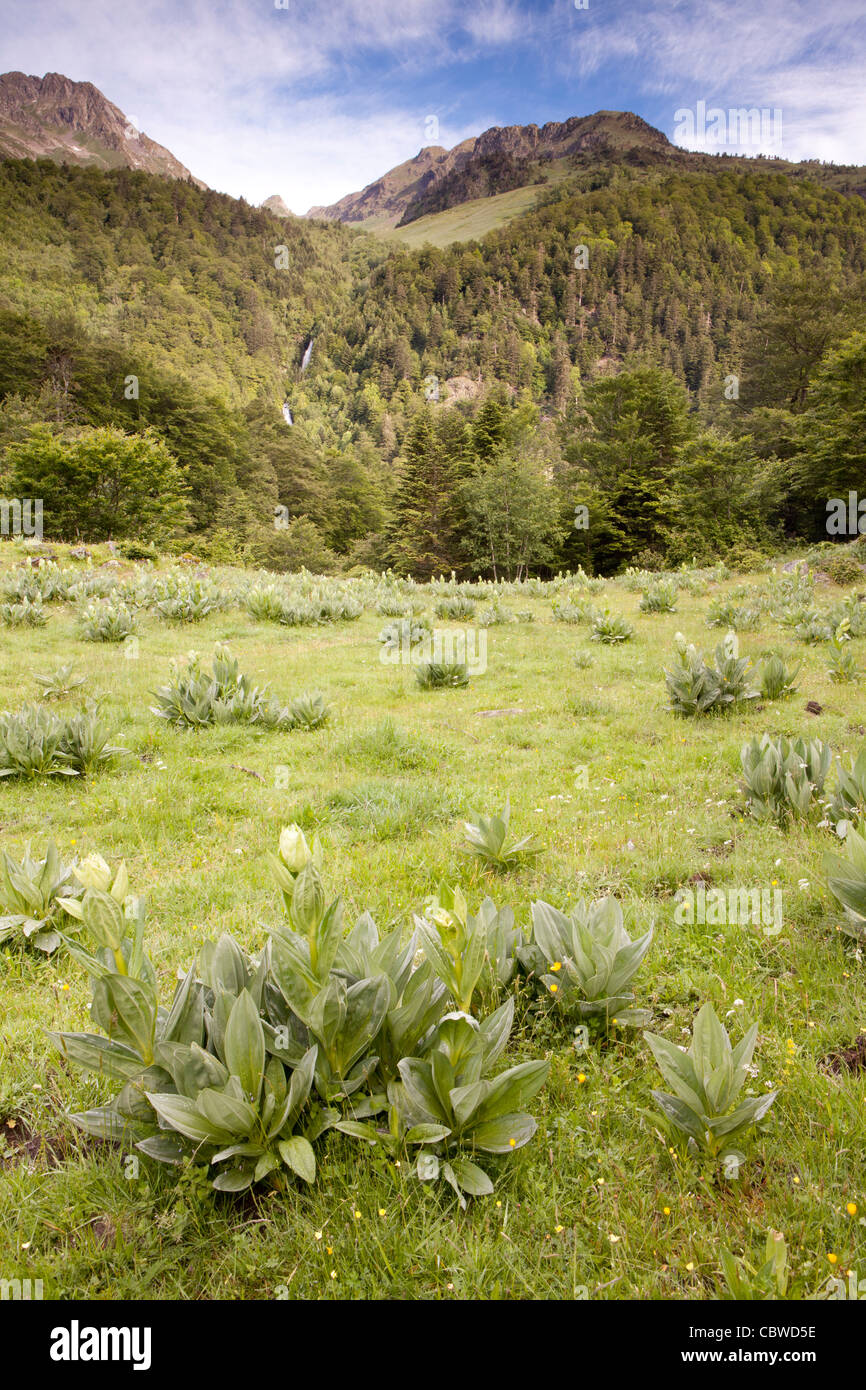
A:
[519,895,653,1030]
[0,840,83,954]
[48,826,548,1202]
[644,1004,777,1171]
[416,882,525,1013]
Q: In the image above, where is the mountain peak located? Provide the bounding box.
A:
[261,193,293,217]
[304,110,671,226]
[0,70,204,185]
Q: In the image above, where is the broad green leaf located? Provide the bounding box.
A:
[474,1059,550,1123]
[709,1090,778,1138]
[467,1111,536,1153]
[449,1079,488,1128]
[334,1120,381,1143]
[479,997,515,1068]
[212,1167,254,1192]
[196,1087,257,1138]
[81,888,125,951]
[147,1091,232,1144]
[643,1030,706,1113]
[449,1155,495,1196]
[691,1003,731,1083]
[136,1133,186,1165]
[47,1030,144,1081]
[210,1142,263,1163]
[405,1123,451,1144]
[278,1134,316,1183]
[650,1088,706,1144]
[530,899,570,963]
[69,1106,134,1142]
[161,963,205,1046]
[254,1151,280,1183]
[606,927,654,996]
[102,974,157,1061]
[223,990,265,1102]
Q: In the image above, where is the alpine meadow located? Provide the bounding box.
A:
[1,0,866,1327]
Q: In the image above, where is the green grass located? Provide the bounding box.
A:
[1,544,865,1300]
[367,160,575,249]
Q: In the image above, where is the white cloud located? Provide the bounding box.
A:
[2,0,864,209]
[552,0,866,162]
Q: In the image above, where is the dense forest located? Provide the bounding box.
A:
[0,155,864,574]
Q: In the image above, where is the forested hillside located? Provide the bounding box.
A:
[1,155,864,574]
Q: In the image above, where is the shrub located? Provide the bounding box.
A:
[590,608,634,643]
[150,645,294,730]
[728,547,769,574]
[0,841,83,954]
[665,633,757,716]
[118,539,158,561]
[48,834,549,1204]
[2,598,47,627]
[644,1004,777,1169]
[415,660,470,689]
[740,734,831,824]
[758,653,801,700]
[460,800,539,871]
[519,895,653,1030]
[78,599,135,643]
[639,580,678,614]
[822,551,864,586]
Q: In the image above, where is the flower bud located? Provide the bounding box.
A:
[74,853,112,893]
[279,824,312,874]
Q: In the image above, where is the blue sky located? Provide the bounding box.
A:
[3,0,865,211]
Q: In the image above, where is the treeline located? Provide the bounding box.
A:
[0,158,864,572]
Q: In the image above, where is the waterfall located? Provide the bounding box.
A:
[281,400,293,425]
[300,337,314,372]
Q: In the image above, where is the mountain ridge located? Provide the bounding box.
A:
[0,71,203,185]
[305,111,672,225]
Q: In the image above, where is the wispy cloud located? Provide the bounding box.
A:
[2,0,864,209]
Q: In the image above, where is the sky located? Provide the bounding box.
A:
[2,0,865,212]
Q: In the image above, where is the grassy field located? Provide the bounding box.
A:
[1,543,865,1301]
